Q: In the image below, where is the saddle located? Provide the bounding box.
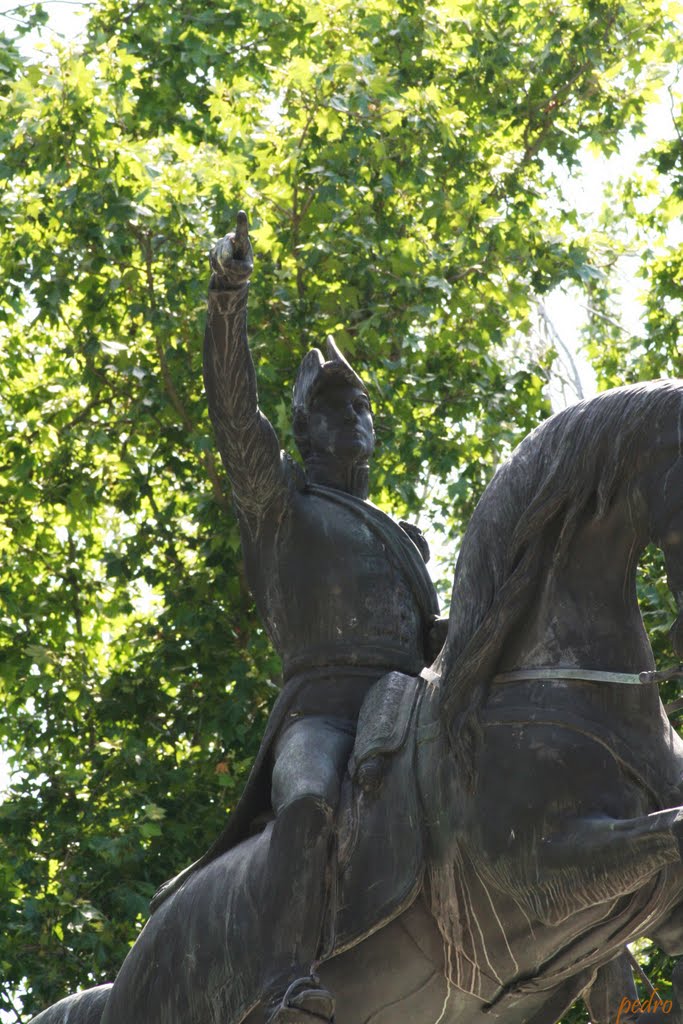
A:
[329,670,426,954]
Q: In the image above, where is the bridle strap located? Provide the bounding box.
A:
[422,665,683,718]
[492,666,683,717]
[493,667,647,686]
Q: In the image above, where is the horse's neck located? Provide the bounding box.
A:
[498,504,655,674]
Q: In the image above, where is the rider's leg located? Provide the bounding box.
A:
[263,716,355,1024]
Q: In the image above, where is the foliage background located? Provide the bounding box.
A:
[0,0,681,1019]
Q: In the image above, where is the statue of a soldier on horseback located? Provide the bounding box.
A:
[29,215,683,1024]
[149,210,448,1024]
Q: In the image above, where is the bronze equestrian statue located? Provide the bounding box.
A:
[27,217,683,1024]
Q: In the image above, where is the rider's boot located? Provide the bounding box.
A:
[262,796,336,1024]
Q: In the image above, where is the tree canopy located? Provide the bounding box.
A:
[0,0,681,1019]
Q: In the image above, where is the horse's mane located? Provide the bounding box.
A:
[435,378,683,755]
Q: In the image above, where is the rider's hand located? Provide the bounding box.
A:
[209,210,254,288]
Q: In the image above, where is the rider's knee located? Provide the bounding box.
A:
[272,793,335,848]
[271,754,342,817]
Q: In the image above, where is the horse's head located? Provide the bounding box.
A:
[436,379,683,748]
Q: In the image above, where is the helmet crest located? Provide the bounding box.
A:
[292,337,368,417]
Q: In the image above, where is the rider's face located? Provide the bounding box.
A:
[307,382,375,464]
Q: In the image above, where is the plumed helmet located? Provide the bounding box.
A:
[292,337,369,417]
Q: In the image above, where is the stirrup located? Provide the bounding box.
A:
[265,974,335,1024]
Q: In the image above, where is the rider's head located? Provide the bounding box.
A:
[292,338,375,467]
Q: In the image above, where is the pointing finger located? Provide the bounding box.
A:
[233,210,250,258]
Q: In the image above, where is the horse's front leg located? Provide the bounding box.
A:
[542,807,683,901]
[482,807,683,925]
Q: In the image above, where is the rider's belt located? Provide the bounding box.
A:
[283,665,393,719]
[283,643,424,681]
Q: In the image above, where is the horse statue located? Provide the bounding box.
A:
[29,378,683,1024]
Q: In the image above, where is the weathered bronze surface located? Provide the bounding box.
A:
[28,216,683,1024]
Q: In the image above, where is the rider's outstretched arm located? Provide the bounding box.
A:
[203,212,286,521]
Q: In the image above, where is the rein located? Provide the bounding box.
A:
[492,666,683,717]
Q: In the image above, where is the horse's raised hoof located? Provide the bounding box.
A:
[265,975,335,1024]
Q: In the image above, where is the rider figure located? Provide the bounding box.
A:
[202,213,445,1024]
